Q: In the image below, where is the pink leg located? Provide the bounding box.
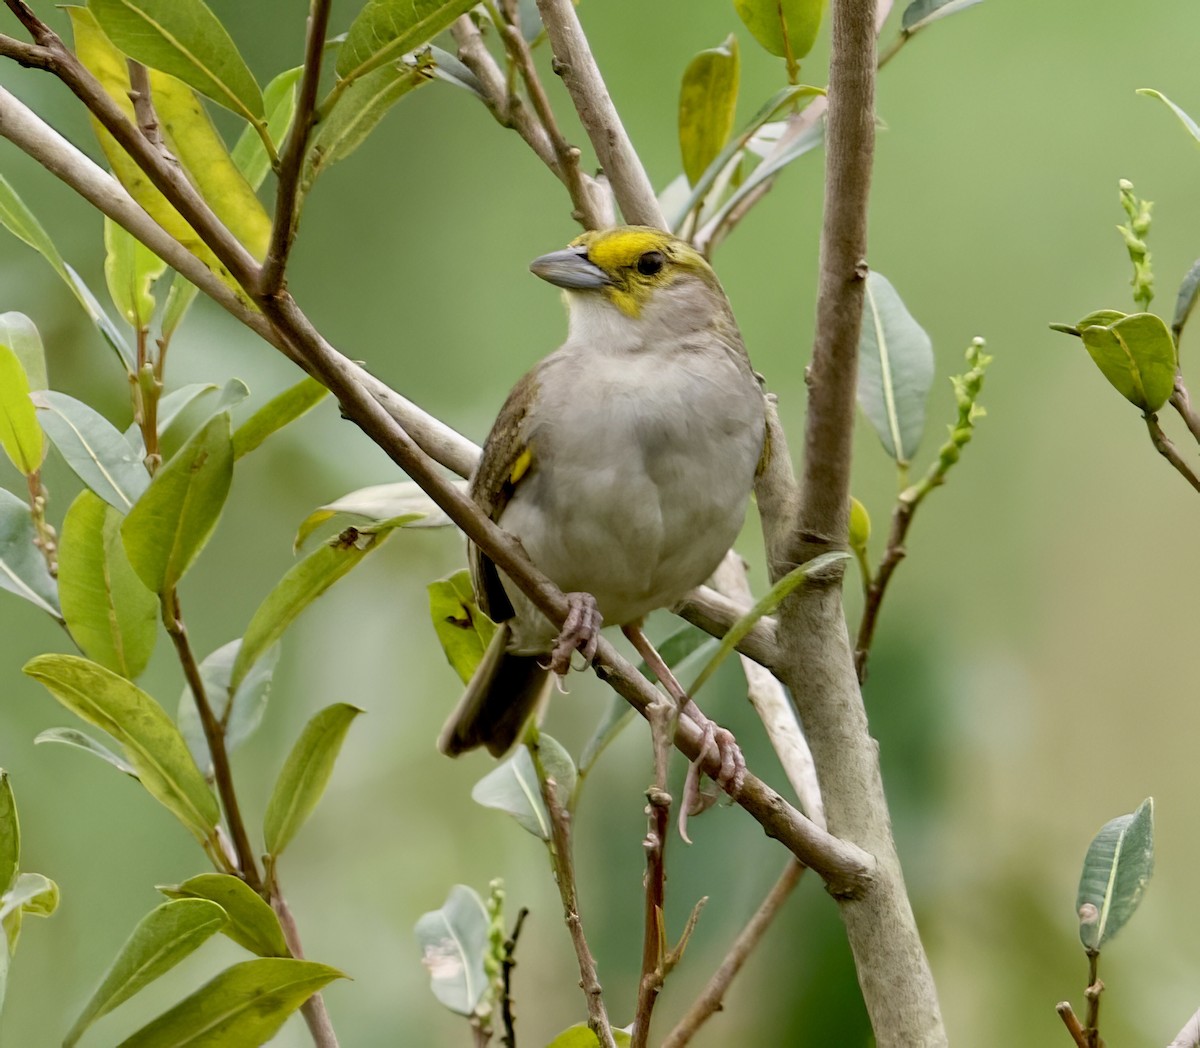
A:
[550,592,603,676]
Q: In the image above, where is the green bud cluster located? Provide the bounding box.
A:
[1117,179,1155,310]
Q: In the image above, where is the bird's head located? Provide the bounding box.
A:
[529,226,724,322]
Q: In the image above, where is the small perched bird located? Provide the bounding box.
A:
[438,226,766,767]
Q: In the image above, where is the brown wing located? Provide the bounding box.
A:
[468,368,540,622]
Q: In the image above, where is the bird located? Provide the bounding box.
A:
[438,225,767,779]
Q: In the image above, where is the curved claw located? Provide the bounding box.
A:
[549,592,603,676]
[678,719,746,842]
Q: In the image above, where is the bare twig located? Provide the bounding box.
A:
[261,0,332,295]
[1084,951,1104,1048]
[533,0,665,228]
[1057,1002,1089,1048]
[663,859,805,1047]
[273,886,341,1048]
[499,907,528,1048]
[529,739,615,1048]
[1170,375,1200,446]
[1145,413,1200,493]
[161,588,260,887]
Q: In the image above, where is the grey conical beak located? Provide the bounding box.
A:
[529,247,612,289]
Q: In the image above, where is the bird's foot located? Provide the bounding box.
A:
[549,592,602,676]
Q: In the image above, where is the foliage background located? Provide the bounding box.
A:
[0,0,1198,1043]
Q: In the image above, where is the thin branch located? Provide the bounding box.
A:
[1057,1002,1089,1048]
[631,698,674,1048]
[662,859,805,1048]
[499,907,528,1048]
[1145,413,1200,493]
[1169,375,1200,446]
[534,0,665,228]
[162,589,260,888]
[260,0,332,295]
[273,885,341,1048]
[1084,952,1103,1048]
[529,738,615,1048]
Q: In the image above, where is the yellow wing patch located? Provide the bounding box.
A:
[509,446,533,486]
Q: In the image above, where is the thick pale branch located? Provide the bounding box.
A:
[672,584,780,671]
[534,0,664,228]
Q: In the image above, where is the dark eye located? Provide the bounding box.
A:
[637,251,665,276]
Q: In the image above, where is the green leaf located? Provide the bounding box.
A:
[160,274,200,343]
[679,36,740,187]
[103,217,166,330]
[689,550,851,696]
[232,67,301,190]
[0,872,58,920]
[120,411,233,595]
[1137,88,1200,146]
[232,377,328,460]
[33,391,149,512]
[0,313,46,392]
[414,885,489,1016]
[231,528,392,692]
[63,898,227,1048]
[159,873,289,958]
[546,1025,633,1048]
[1173,257,1200,340]
[115,958,343,1047]
[296,480,454,549]
[848,495,871,550]
[58,491,158,679]
[0,343,43,474]
[733,0,827,64]
[1077,311,1177,412]
[1077,798,1154,951]
[88,0,264,123]
[179,640,280,772]
[306,54,434,192]
[0,487,60,618]
[23,654,219,843]
[428,569,499,687]
[0,176,133,371]
[857,270,935,464]
[470,734,575,839]
[263,703,363,859]
[0,772,19,894]
[34,727,136,776]
[336,0,477,83]
[427,44,484,98]
[900,0,985,33]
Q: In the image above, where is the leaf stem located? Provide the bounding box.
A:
[1169,375,1200,446]
[1084,951,1103,1048]
[162,587,261,890]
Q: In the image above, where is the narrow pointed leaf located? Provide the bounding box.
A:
[0,872,58,919]
[1077,798,1154,951]
[88,0,264,122]
[231,529,391,692]
[1173,257,1200,340]
[34,727,136,776]
[232,67,301,190]
[103,217,166,330]
[901,0,985,33]
[0,487,60,618]
[297,480,455,549]
[414,885,489,1016]
[232,377,328,460]
[159,874,289,958]
[23,654,219,842]
[178,640,279,771]
[428,569,498,686]
[63,898,227,1048]
[158,379,247,463]
[34,391,149,512]
[427,44,484,98]
[1137,88,1200,146]
[857,270,935,464]
[0,343,43,474]
[115,958,343,1047]
[680,36,740,186]
[264,703,363,858]
[306,55,433,191]
[58,491,158,678]
[471,734,574,839]
[121,411,233,595]
[0,313,46,392]
[336,0,477,83]
[1077,311,1177,412]
[0,772,18,894]
[733,0,827,63]
[160,273,199,343]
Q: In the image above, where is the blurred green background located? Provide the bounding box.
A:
[1,0,1199,1043]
